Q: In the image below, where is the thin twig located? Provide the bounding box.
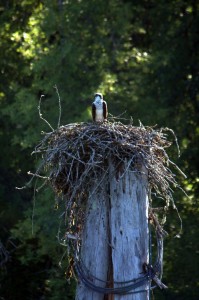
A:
[54,85,62,128]
[38,95,54,131]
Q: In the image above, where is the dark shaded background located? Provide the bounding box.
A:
[0,0,198,299]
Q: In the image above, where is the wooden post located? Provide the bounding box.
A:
[75,179,109,300]
[75,163,149,300]
[109,162,149,300]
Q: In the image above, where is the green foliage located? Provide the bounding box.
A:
[0,0,198,299]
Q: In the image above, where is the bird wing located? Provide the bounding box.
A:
[103,101,108,119]
[92,103,96,121]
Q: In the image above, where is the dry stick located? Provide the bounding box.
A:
[161,127,181,158]
[16,163,45,190]
[168,159,187,178]
[38,95,54,131]
[54,84,62,128]
[27,171,48,180]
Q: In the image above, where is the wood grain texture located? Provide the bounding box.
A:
[75,181,109,300]
[76,163,149,300]
[109,162,149,300]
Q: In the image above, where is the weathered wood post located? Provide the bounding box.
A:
[108,162,149,300]
[75,179,109,300]
[75,161,149,300]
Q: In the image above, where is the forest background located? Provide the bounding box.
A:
[0,0,198,299]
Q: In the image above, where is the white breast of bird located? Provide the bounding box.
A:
[95,108,104,121]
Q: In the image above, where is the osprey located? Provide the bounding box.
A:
[92,93,108,122]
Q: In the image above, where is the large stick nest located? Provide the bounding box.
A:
[28,120,185,281]
[33,122,182,209]
[28,120,186,246]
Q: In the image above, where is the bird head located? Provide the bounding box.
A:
[94,93,103,103]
